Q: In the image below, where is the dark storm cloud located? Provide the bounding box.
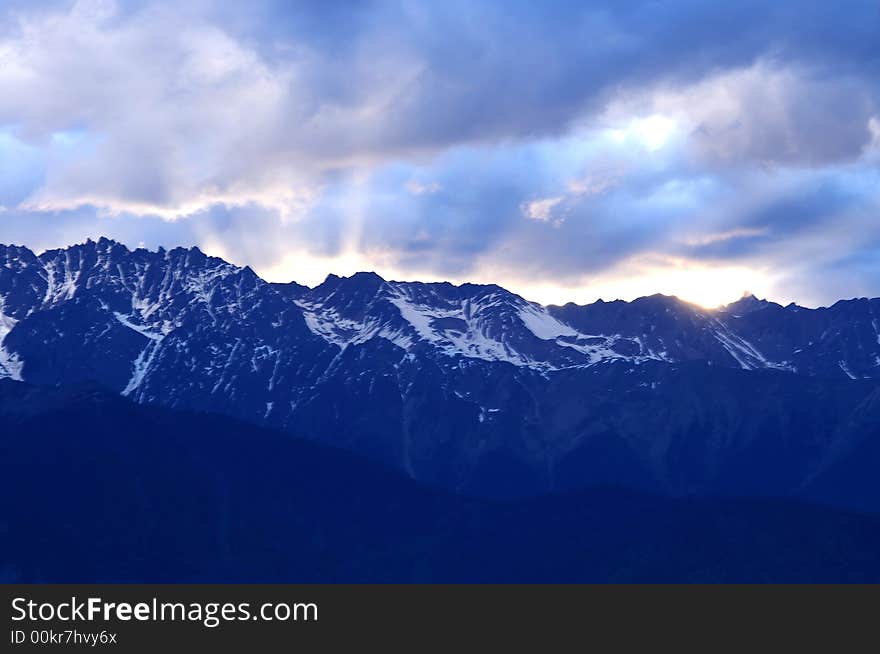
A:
[244,0,880,163]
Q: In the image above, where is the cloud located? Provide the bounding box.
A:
[0,0,879,308]
[520,168,620,225]
[0,1,324,218]
[405,180,442,195]
[2,1,878,218]
[683,227,770,247]
[604,61,879,168]
[567,172,619,197]
[867,116,880,157]
[521,196,563,222]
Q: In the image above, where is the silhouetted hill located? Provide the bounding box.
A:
[2,379,879,582]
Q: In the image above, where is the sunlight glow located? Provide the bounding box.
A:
[511,259,775,309]
[255,249,417,287]
[255,252,772,310]
[639,265,769,308]
[609,114,677,151]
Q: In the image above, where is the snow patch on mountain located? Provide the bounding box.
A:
[114,312,165,341]
[183,265,239,308]
[296,300,414,350]
[388,292,536,366]
[300,309,347,346]
[839,360,858,380]
[123,340,163,397]
[712,319,792,371]
[0,299,23,380]
[40,253,87,307]
[554,335,630,364]
[518,305,577,340]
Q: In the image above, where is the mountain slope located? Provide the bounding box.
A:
[2,380,879,583]
[1,239,879,504]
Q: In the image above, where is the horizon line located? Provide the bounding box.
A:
[1,236,876,312]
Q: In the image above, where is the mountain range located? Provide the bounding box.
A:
[3,379,879,582]
[1,238,879,509]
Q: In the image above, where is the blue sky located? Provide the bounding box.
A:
[0,0,878,307]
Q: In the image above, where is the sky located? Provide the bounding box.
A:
[0,0,878,308]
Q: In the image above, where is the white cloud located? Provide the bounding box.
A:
[521,196,563,222]
[0,0,423,220]
[608,115,677,152]
[866,116,880,157]
[519,170,619,226]
[602,61,879,168]
[567,171,619,197]
[405,180,442,195]
[683,226,769,247]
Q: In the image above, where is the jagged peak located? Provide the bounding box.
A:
[312,271,387,296]
[637,292,683,302]
[1,239,879,312]
[270,280,310,301]
[720,292,781,316]
[0,242,38,257]
[456,282,507,295]
[551,293,698,313]
[349,270,386,283]
[628,293,702,312]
